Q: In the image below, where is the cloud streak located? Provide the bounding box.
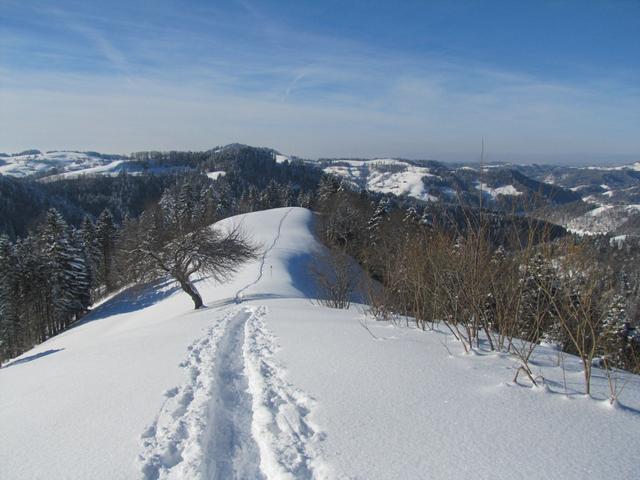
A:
[0,0,638,162]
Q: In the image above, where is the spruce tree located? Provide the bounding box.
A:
[0,235,19,361]
[367,198,389,246]
[95,209,117,290]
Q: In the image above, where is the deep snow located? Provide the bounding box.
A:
[1,207,639,479]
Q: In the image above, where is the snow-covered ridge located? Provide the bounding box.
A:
[567,203,640,235]
[582,161,640,172]
[1,211,639,478]
[322,158,532,203]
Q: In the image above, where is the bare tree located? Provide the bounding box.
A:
[128,204,257,309]
[537,243,613,395]
[311,246,359,309]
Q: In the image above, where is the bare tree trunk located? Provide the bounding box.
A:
[582,359,591,395]
[177,277,204,309]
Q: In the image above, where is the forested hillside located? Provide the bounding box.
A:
[2,145,639,380]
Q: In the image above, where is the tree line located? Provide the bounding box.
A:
[0,149,322,362]
[3,144,640,404]
[314,174,640,400]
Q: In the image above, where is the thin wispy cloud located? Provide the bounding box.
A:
[0,0,638,162]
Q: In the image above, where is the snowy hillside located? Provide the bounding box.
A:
[566,204,640,235]
[1,208,639,479]
[0,150,127,178]
[4,145,640,235]
[322,159,440,202]
[318,157,584,209]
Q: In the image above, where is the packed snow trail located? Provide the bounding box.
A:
[204,309,264,479]
[138,306,329,479]
[138,208,330,479]
[234,207,293,302]
[137,308,235,479]
[244,306,331,479]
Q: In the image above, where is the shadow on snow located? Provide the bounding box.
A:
[76,279,181,326]
[2,348,65,369]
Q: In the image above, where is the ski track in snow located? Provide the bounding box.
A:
[137,208,330,479]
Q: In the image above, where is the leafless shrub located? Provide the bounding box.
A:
[311,246,359,309]
[536,242,614,395]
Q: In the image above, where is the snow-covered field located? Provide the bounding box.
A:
[1,207,639,479]
[567,203,640,235]
[0,151,126,178]
[206,171,227,181]
[475,182,522,198]
[323,159,439,202]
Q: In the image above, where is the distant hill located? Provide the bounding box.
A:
[3,146,640,236]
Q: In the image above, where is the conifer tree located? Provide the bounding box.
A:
[367,198,389,246]
[0,235,19,361]
[95,209,117,290]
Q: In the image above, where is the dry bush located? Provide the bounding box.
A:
[539,242,614,394]
[311,246,359,309]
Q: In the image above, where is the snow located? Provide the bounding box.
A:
[476,182,522,198]
[274,154,290,164]
[587,205,613,217]
[48,160,126,179]
[566,202,640,234]
[1,207,640,479]
[0,151,126,178]
[323,159,437,202]
[583,162,640,172]
[611,235,628,247]
[206,171,227,180]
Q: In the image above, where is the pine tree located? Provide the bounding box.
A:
[317,175,339,206]
[367,198,389,246]
[0,235,19,361]
[40,209,91,334]
[403,206,419,225]
[246,186,259,212]
[176,182,195,230]
[599,293,628,368]
[297,191,312,209]
[280,183,295,207]
[95,209,117,290]
[520,253,559,345]
[79,216,99,295]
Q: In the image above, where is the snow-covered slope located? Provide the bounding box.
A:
[323,159,440,201]
[0,150,127,178]
[567,204,640,235]
[1,208,639,479]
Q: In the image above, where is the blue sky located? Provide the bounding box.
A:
[1,0,638,163]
